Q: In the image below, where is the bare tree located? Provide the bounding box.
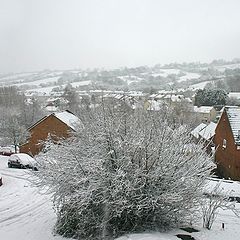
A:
[201,181,240,230]
[0,114,29,153]
[62,84,81,113]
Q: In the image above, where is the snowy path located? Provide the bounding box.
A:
[0,156,65,240]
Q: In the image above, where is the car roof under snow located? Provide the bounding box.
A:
[10,153,35,164]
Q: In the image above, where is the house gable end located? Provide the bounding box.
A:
[20,114,72,156]
[215,109,235,147]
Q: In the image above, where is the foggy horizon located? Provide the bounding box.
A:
[1,0,240,73]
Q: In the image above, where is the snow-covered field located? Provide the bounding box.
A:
[0,72,37,83]
[70,80,91,88]
[178,72,200,83]
[188,80,214,90]
[13,76,60,87]
[215,63,240,72]
[24,80,92,95]
[1,154,240,240]
[26,86,58,95]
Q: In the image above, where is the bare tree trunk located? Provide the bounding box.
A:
[102,203,111,240]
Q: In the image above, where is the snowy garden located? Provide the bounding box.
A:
[0,97,240,240]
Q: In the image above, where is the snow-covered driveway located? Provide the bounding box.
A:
[0,156,65,240]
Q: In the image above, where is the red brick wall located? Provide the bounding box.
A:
[215,110,240,180]
[20,115,72,156]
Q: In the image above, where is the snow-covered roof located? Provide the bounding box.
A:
[225,106,240,145]
[45,105,58,112]
[147,100,164,111]
[54,111,82,131]
[194,106,214,114]
[149,93,157,98]
[158,90,177,94]
[228,92,240,100]
[219,107,224,113]
[149,93,164,99]
[191,122,216,140]
[128,91,144,97]
[164,94,177,100]
[162,94,192,103]
[191,123,207,139]
[199,122,217,140]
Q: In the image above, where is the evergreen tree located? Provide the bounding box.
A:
[194,89,228,106]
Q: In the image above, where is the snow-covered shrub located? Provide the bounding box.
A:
[35,103,213,239]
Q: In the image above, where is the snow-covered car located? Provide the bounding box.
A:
[0,146,15,156]
[8,153,38,170]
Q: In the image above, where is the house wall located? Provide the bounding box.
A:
[210,108,217,122]
[20,115,72,156]
[215,110,240,180]
[192,108,217,123]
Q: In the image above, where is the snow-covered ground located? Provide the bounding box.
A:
[25,80,92,96]
[70,80,91,87]
[215,63,240,72]
[0,72,37,83]
[0,156,66,240]
[1,155,240,240]
[178,72,200,83]
[116,177,240,240]
[25,86,58,95]
[188,80,214,90]
[13,76,60,87]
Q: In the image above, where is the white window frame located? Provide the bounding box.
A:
[223,139,227,149]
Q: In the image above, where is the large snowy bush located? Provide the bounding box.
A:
[35,103,213,239]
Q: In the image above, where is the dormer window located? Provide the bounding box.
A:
[223,139,227,149]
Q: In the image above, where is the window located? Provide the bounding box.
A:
[223,139,227,149]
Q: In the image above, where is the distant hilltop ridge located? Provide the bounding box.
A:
[0,58,240,96]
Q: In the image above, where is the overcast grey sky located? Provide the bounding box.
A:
[0,0,240,73]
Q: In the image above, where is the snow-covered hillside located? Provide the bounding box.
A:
[188,80,214,90]
[215,63,240,72]
[1,61,240,95]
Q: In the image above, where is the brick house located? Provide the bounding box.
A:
[20,110,82,156]
[214,106,240,180]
